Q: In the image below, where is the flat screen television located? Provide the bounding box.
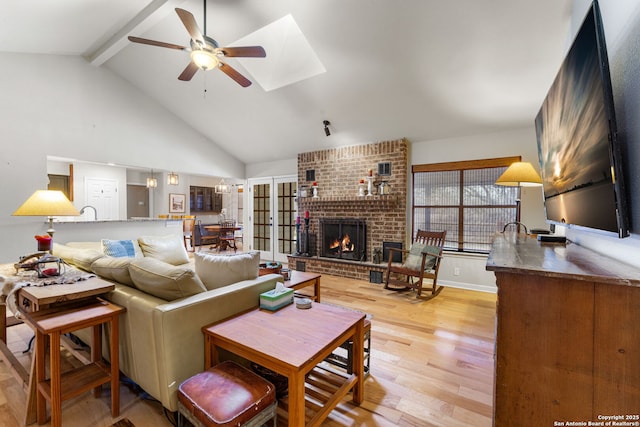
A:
[534,0,630,238]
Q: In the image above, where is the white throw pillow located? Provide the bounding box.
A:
[137,235,189,266]
[194,251,260,290]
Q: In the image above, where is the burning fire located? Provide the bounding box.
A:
[329,234,355,252]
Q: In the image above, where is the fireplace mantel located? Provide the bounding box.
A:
[298,195,398,210]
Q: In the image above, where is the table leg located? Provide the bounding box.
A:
[288,373,306,427]
[92,324,102,398]
[1,304,6,343]
[204,336,219,369]
[50,331,62,427]
[314,277,321,303]
[24,353,37,425]
[110,316,120,417]
[352,319,364,404]
[35,330,46,425]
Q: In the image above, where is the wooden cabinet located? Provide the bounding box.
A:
[190,186,222,213]
[486,234,640,426]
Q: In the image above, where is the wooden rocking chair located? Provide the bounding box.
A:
[384,230,447,299]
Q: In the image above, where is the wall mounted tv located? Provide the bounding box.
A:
[535,0,630,238]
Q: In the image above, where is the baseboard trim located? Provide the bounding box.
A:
[440,280,497,294]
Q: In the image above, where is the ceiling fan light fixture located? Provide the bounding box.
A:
[190,49,219,70]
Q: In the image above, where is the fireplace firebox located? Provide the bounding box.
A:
[320,218,366,261]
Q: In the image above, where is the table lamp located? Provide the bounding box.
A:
[495,162,543,234]
[13,190,80,246]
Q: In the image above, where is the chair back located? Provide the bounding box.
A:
[183,218,196,235]
[220,220,236,239]
[196,219,207,235]
[414,230,447,252]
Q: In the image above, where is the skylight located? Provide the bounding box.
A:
[231,14,326,91]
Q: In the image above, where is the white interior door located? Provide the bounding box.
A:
[85,178,118,220]
[247,176,297,263]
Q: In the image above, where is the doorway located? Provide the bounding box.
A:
[127,184,150,218]
[247,176,297,263]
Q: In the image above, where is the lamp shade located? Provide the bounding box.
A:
[495,162,543,187]
[13,190,80,217]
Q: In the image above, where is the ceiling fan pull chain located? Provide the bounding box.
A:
[203,73,208,99]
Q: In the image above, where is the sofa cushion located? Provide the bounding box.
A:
[91,256,135,286]
[65,241,102,251]
[138,235,189,266]
[52,243,105,272]
[128,257,206,301]
[194,251,260,291]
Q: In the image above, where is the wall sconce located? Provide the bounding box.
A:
[147,170,158,188]
[167,172,179,186]
[323,120,331,136]
[215,178,231,194]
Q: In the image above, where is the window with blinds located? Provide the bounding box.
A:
[412,157,520,253]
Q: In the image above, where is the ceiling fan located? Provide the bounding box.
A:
[127,3,265,87]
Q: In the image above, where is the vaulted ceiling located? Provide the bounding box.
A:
[0,0,573,164]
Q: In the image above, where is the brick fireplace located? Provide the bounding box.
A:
[288,138,408,281]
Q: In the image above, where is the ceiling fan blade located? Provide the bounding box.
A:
[219,62,252,87]
[218,46,266,58]
[178,62,200,81]
[175,8,205,44]
[128,36,186,50]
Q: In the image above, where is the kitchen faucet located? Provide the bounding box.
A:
[79,205,98,221]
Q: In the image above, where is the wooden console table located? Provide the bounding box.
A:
[0,265,115,424]
[486,233,640,426]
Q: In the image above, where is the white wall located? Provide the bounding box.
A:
[246,158,297,178]
[0,52,244,261]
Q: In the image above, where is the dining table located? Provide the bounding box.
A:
[203,224,241,251]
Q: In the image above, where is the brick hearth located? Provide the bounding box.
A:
[288,138,408,281]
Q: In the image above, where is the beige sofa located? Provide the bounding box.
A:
[53,235,283,412]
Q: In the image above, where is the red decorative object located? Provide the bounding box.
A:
[35,235,52,252]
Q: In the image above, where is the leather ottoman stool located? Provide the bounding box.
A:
[177,361,277,427]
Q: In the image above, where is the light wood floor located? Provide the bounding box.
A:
[0,275,497,427]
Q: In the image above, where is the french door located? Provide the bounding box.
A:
[247,176,297,263]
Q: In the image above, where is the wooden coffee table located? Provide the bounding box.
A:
[285,270,321,302]
[203,303,365,427]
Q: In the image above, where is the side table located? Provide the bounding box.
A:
[0,265,115,425]
[25,298,125,427]
[285,271,321,302]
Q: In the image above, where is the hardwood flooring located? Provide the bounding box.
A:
[0,275,497,427]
